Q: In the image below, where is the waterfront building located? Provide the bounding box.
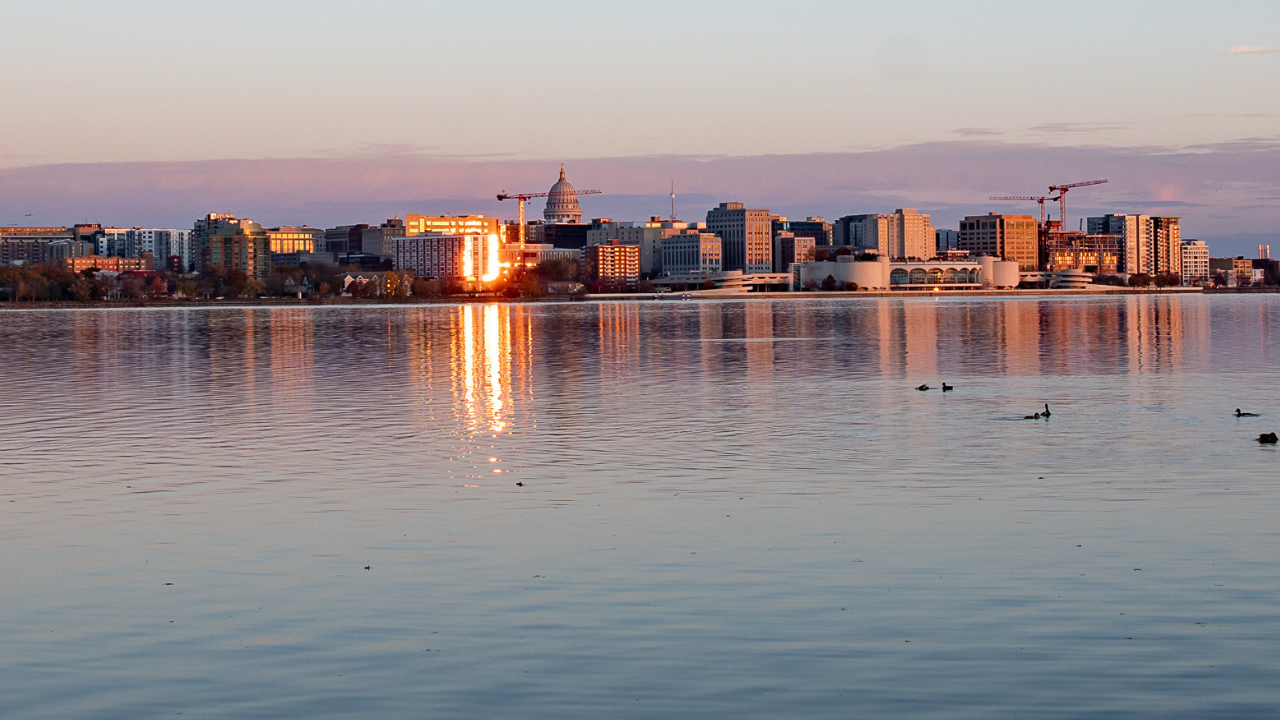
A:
[661,231,722,276]
[1042,231,1123,275]
[798,256,1021,291]
[1180,241,1210,285]
[958,213,1039,272]
[396,233,499,282]
[1087,214,1183,276]
[202,216,270,280]
[832,209,934,260]
[706,202,772,274]
[583,240,640,285]
[772,232,815,273]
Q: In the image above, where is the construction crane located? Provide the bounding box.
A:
[497,187,602,249]
[1047,179,1107,228]
[990,196,1057,227]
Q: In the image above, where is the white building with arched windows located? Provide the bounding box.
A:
[798,255,1021,290]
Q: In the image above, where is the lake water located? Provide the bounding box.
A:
[1,294,1279,719]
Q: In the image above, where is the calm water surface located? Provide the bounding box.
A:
[1,295,1279,719]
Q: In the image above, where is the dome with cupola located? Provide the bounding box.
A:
[543,164,582,224]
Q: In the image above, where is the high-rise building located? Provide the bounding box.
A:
[583,240,640,284]
[706,202,772,273]
[1180,240,1210,285]
[395,233,499,282]
[832,209,934,260]
[193,213,237,272]
[1087,214,1183,276]
[958,213,1039,272]
[201,216,270,280]
[661,231,722,276]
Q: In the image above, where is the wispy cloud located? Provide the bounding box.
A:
[1229,46,1279,55]
[1029,122,1130,134]
[954,128,1003,138]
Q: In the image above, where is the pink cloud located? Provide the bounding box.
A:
[2,141,1277,256]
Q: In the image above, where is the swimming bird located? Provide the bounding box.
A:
[1024,412,1041,420]
[1043,404,1052,418]
[1236,409,1259,417]
[1259,432,1278,444]
[916,384,930,391]
[941,383,953,392]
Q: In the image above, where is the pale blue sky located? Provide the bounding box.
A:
[2,0,1277,167]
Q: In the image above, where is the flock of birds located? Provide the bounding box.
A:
[914,385,1277,443]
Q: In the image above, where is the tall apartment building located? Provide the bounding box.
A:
[193,214,237,272]
[661,231,722,276]
[588,217,703,275]
[1087,214,1183,276]
[201,216,270,280]
[396,233,498,282]
[832,209,934,260]
[958,213,1039,272]
[583,240,640,284]
[1180,240,1210,285]
[706,202,772,273]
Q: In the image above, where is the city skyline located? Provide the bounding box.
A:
[2,2,1278,256]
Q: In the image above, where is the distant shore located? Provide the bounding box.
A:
[3,285,1273,312]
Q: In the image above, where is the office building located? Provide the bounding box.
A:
[360,218,407,261]
[958,213,1039,272]
[0,227,95,265]
[1180,240,1210,285]
[936,229,959,252]
[772,232,816,273]
[583,240,640,284]
[706,202,772,274]
[405,215,501,237]
[661,231,722,276]
[773,217,832,247]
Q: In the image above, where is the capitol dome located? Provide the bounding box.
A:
[543,164,582,224]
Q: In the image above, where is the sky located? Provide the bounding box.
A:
[1,0,1277,253]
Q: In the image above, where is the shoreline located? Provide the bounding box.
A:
[0,286,1267,312]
